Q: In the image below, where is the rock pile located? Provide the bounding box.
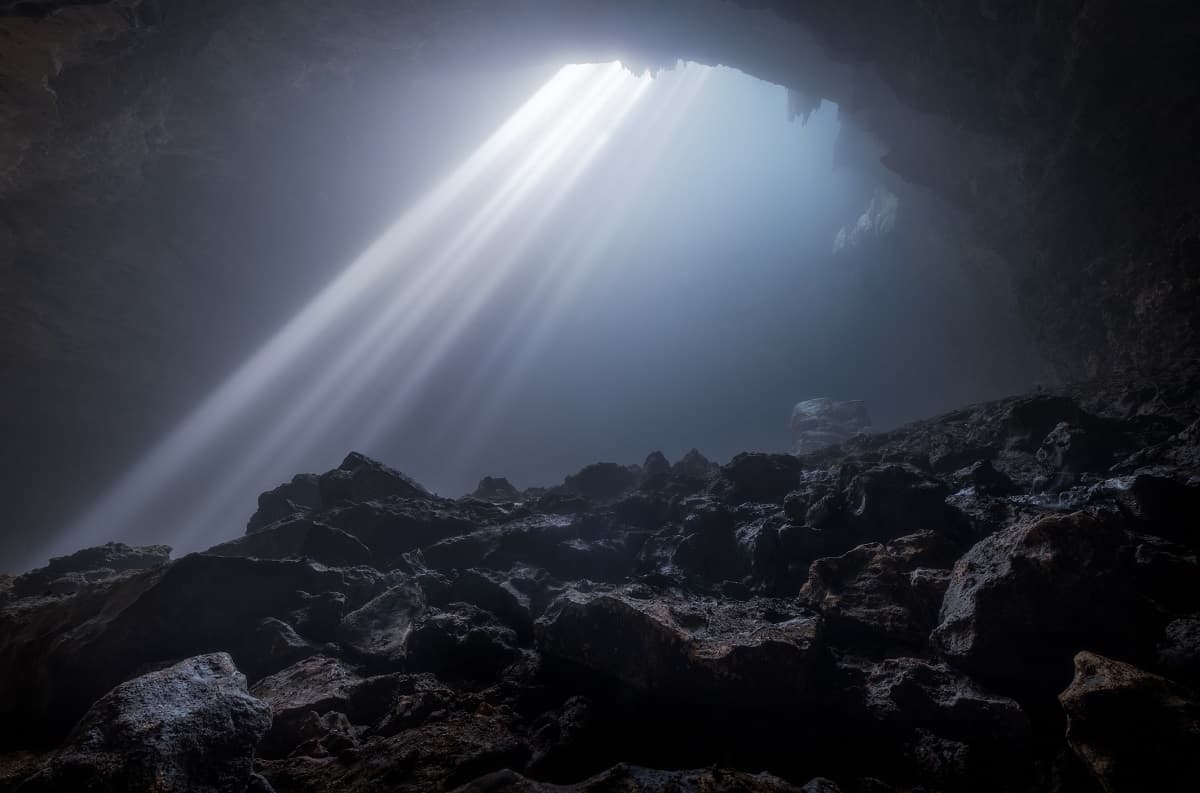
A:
[1,376,1198,792]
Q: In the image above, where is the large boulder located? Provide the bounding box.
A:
[535,587,824,705]
[336,581,426,670]
[17,653,270,793]
[932,512,1150,695]
[710,453,804,505]
[1058,652,1200,793]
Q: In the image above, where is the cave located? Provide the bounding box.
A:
[1,2,1198,792]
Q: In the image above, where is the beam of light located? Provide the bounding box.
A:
[349,69,656,449]
[35,60,672,566]
[163,64,637,549]
[36,62,620,564]
[438,63,715,474]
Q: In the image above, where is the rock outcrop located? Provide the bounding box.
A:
[1,375,1198,791]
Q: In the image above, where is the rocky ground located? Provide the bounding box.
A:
[2,371,1199,792]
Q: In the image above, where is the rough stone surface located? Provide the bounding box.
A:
[18,653,270,793]
[0,380,1197,790]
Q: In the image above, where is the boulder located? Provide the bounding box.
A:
[470,476,522,503]
[452,764,819,792]
[711,453,804,505]
[1059,652,1200,793]
[247,473,322,533]
[671,448,718,479]
[206,518,372,567]
[318,452,429,506]
[535,587,824,705]
[1157,615,1200,684]
[562,463,639,502]
[18,653,270,793]
[407,602,521,682]
[250,656,364,757]
[336,581,426,670]
[932,512,1149,695]
[12,542,171,598]
[640,451,671,480]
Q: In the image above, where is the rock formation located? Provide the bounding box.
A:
[1,372,1198,791]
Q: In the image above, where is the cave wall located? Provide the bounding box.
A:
[1,0,1197,566]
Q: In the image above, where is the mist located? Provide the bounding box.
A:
[17,60,1041,571]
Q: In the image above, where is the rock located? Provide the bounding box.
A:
[1111,474,1200,549]
[318,452,430,507]
[250,656,364,757]
[800,534,952,653]
[842,463,957,540]
[336,581,426,670]
[1036,422,1121,474]
[951,459,1016,496]
[834,656,1031,790]
[562,463,639,502]
[12,542,171,598]
[671,448,717,479]
[932,512,1150,695]
[641,451,670,480]
[0,553,382,749]
[18,653,270,793]
[1001,395,1086,452]
[452,764,815,792]
[1157,615,1200,684]
[206,518,372,567]
[237,617,324,682]
[711,453,804,505]
[470,477,522,503]
[791,397,871,455]
[535,587,824,705]
[1059,652,1200,793]
[247,473,322,533]
[406,603,521,682]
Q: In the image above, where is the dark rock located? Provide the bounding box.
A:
[1001,396,1086,452]
[1157,615,1200,684]
[641,451,671,480]
[844,656,1032,790]
[407,603,521,682]
[237,617,324,682]
[562,462,639,502]
[1036,422,1121,474]
[470,477,522,503]
[711,453,804,505]
[952,460,1016,496]
[933,512,1150,695]
[535,587,824,705]
[1111,474,1200,549]
[671,448,717,479]
[1059,652,1200,793]
[800,533,953,653]
[318,452,429,507]
[843,463,957,540]
[207,518,372,567]
[336,581,425,670]
[452,764,815,792]
[247,473,322,533]
[18,653,270,793]
[12,542,171,598]
[250,656,364,757]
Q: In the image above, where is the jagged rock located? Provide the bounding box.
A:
[12,542,171,598]
[671,448,717,479]
[247,473,322,533]
[932,512,1150,695]
[836,656,1031,790]
[318,452,430,506]
[951,459,1016,496]
[1058,652,1200,793]
[1001,395,1086,452]
[317,499,482,566]
[1110,474,1200,549]
[433,566,548,641]
[641,451,671,480]
[711,453,804,505]
[237,617,324,682]
[800,533,953,653]
[207,518,372,567]
[1157,615,1200,684]
[250,656,364,757]
[843,463,958,540]
[452,764,821,792]
[791,397,872,455]
[0,554,384,749]
[535,587,824,705]
[17,653,270,793]
[562,463,639,502]
[336,581,425,670]
[470,477,522,503]
[407,603,521,682]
